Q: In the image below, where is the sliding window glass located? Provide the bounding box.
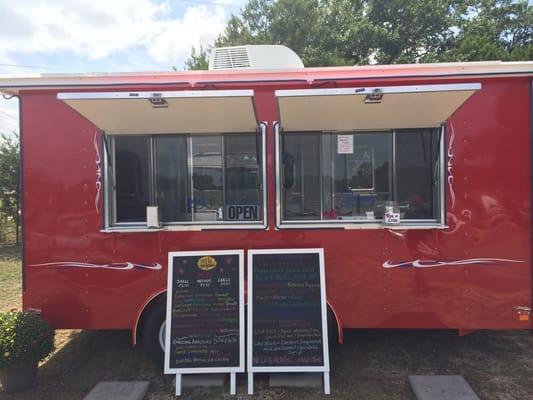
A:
[114,136,150,223]
[110,133,263,226]
[280,129,442,224]
[396,129,439,220]
[282,134,321,220]
[225,134,263,220]
[191,136,224,221]
[155,136,190,222]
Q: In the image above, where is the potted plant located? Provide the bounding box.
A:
[0,311,54,393]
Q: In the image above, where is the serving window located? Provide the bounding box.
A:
[279,129,442,225]
[275,83,481,228]
[108,132,265,227]
[57,89,263,229]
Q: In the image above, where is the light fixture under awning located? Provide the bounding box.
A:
[276,83,481,132]
[57,90,258,134]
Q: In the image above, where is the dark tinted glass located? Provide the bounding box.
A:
[114,136,150,222]
[282,134,321,220]
[396,129,438,219]
[192,136,223,221]
[155,136,191,222]
[225,134,262,220]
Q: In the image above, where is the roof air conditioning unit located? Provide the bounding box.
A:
[208,45,304,70]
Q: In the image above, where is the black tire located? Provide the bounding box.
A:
[328,308,339,349]
[141,302,166,368]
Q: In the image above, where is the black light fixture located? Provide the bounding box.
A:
[365,88,383,104]
[149,93,168,108]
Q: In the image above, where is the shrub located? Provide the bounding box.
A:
[0,311,54,369]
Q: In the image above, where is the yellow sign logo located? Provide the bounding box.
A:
[197,256,217,271]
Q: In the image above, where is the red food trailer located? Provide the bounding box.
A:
[1,45,532,366]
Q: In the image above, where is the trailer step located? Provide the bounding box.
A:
[409,375,479,400]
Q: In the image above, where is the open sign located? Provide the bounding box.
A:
[226,205,259,221]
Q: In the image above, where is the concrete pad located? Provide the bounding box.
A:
[269,373,323,388]
[172,373,225,388]
[83,381,150,400]
[409,375,480,400]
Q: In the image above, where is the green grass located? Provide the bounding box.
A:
[0,217,20,246]
[0,245,21,311]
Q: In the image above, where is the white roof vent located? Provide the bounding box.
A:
[209,45,304,70]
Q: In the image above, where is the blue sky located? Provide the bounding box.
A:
[0,0,248,135]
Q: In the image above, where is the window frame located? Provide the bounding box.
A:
[103,123,267,231]
[275,123,446,229]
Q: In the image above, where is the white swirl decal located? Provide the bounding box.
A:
[447,123,455,209]
[29,262,162,271]
[383,258,524,269]
[94,131,102,214]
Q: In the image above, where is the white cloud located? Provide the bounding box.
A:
[0,0,227,65]
[0,97,19,136]
[148,6,226,65]
[0,0,239,133]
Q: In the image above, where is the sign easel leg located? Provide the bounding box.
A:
[175,373,182,396]
[323,372,330,395]
[247,372,254,394]
[230,372,236,395]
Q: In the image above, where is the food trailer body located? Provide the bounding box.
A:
[1,54,532,357]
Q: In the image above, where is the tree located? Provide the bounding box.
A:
[363,0,459,63]
[187,0,324,69]
[0,133,20,244]
[449,0,533,61]
[184,46,210,70]
[184,0,532,69]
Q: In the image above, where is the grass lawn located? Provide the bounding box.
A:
[0,245,22,312]
[0,245,532,399]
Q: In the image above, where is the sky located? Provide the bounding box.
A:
[0,0,248,136]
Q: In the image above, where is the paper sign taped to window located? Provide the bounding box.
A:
[337,135,353,154]
[384,212,401,224]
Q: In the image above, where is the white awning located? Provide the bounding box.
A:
[57,90,258,134]
[276,83,481,132]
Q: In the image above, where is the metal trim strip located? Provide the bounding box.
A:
[276,83,481,98]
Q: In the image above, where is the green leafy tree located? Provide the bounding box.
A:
[184,45,211,70]
[449,0,533,61]
[0,132,20,244]
[185,0,532,69]
[364,0,460,63]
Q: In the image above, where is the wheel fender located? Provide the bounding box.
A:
[327,298,344,344]
[132,288,166,346]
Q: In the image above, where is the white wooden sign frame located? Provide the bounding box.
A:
[164,250,245,396]
[247,248,330,395]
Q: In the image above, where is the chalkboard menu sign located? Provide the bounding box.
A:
[247,248,330,394]
[164,250,244,374]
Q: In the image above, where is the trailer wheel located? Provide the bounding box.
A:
[327,307,339,349]
[141,302,166,368]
